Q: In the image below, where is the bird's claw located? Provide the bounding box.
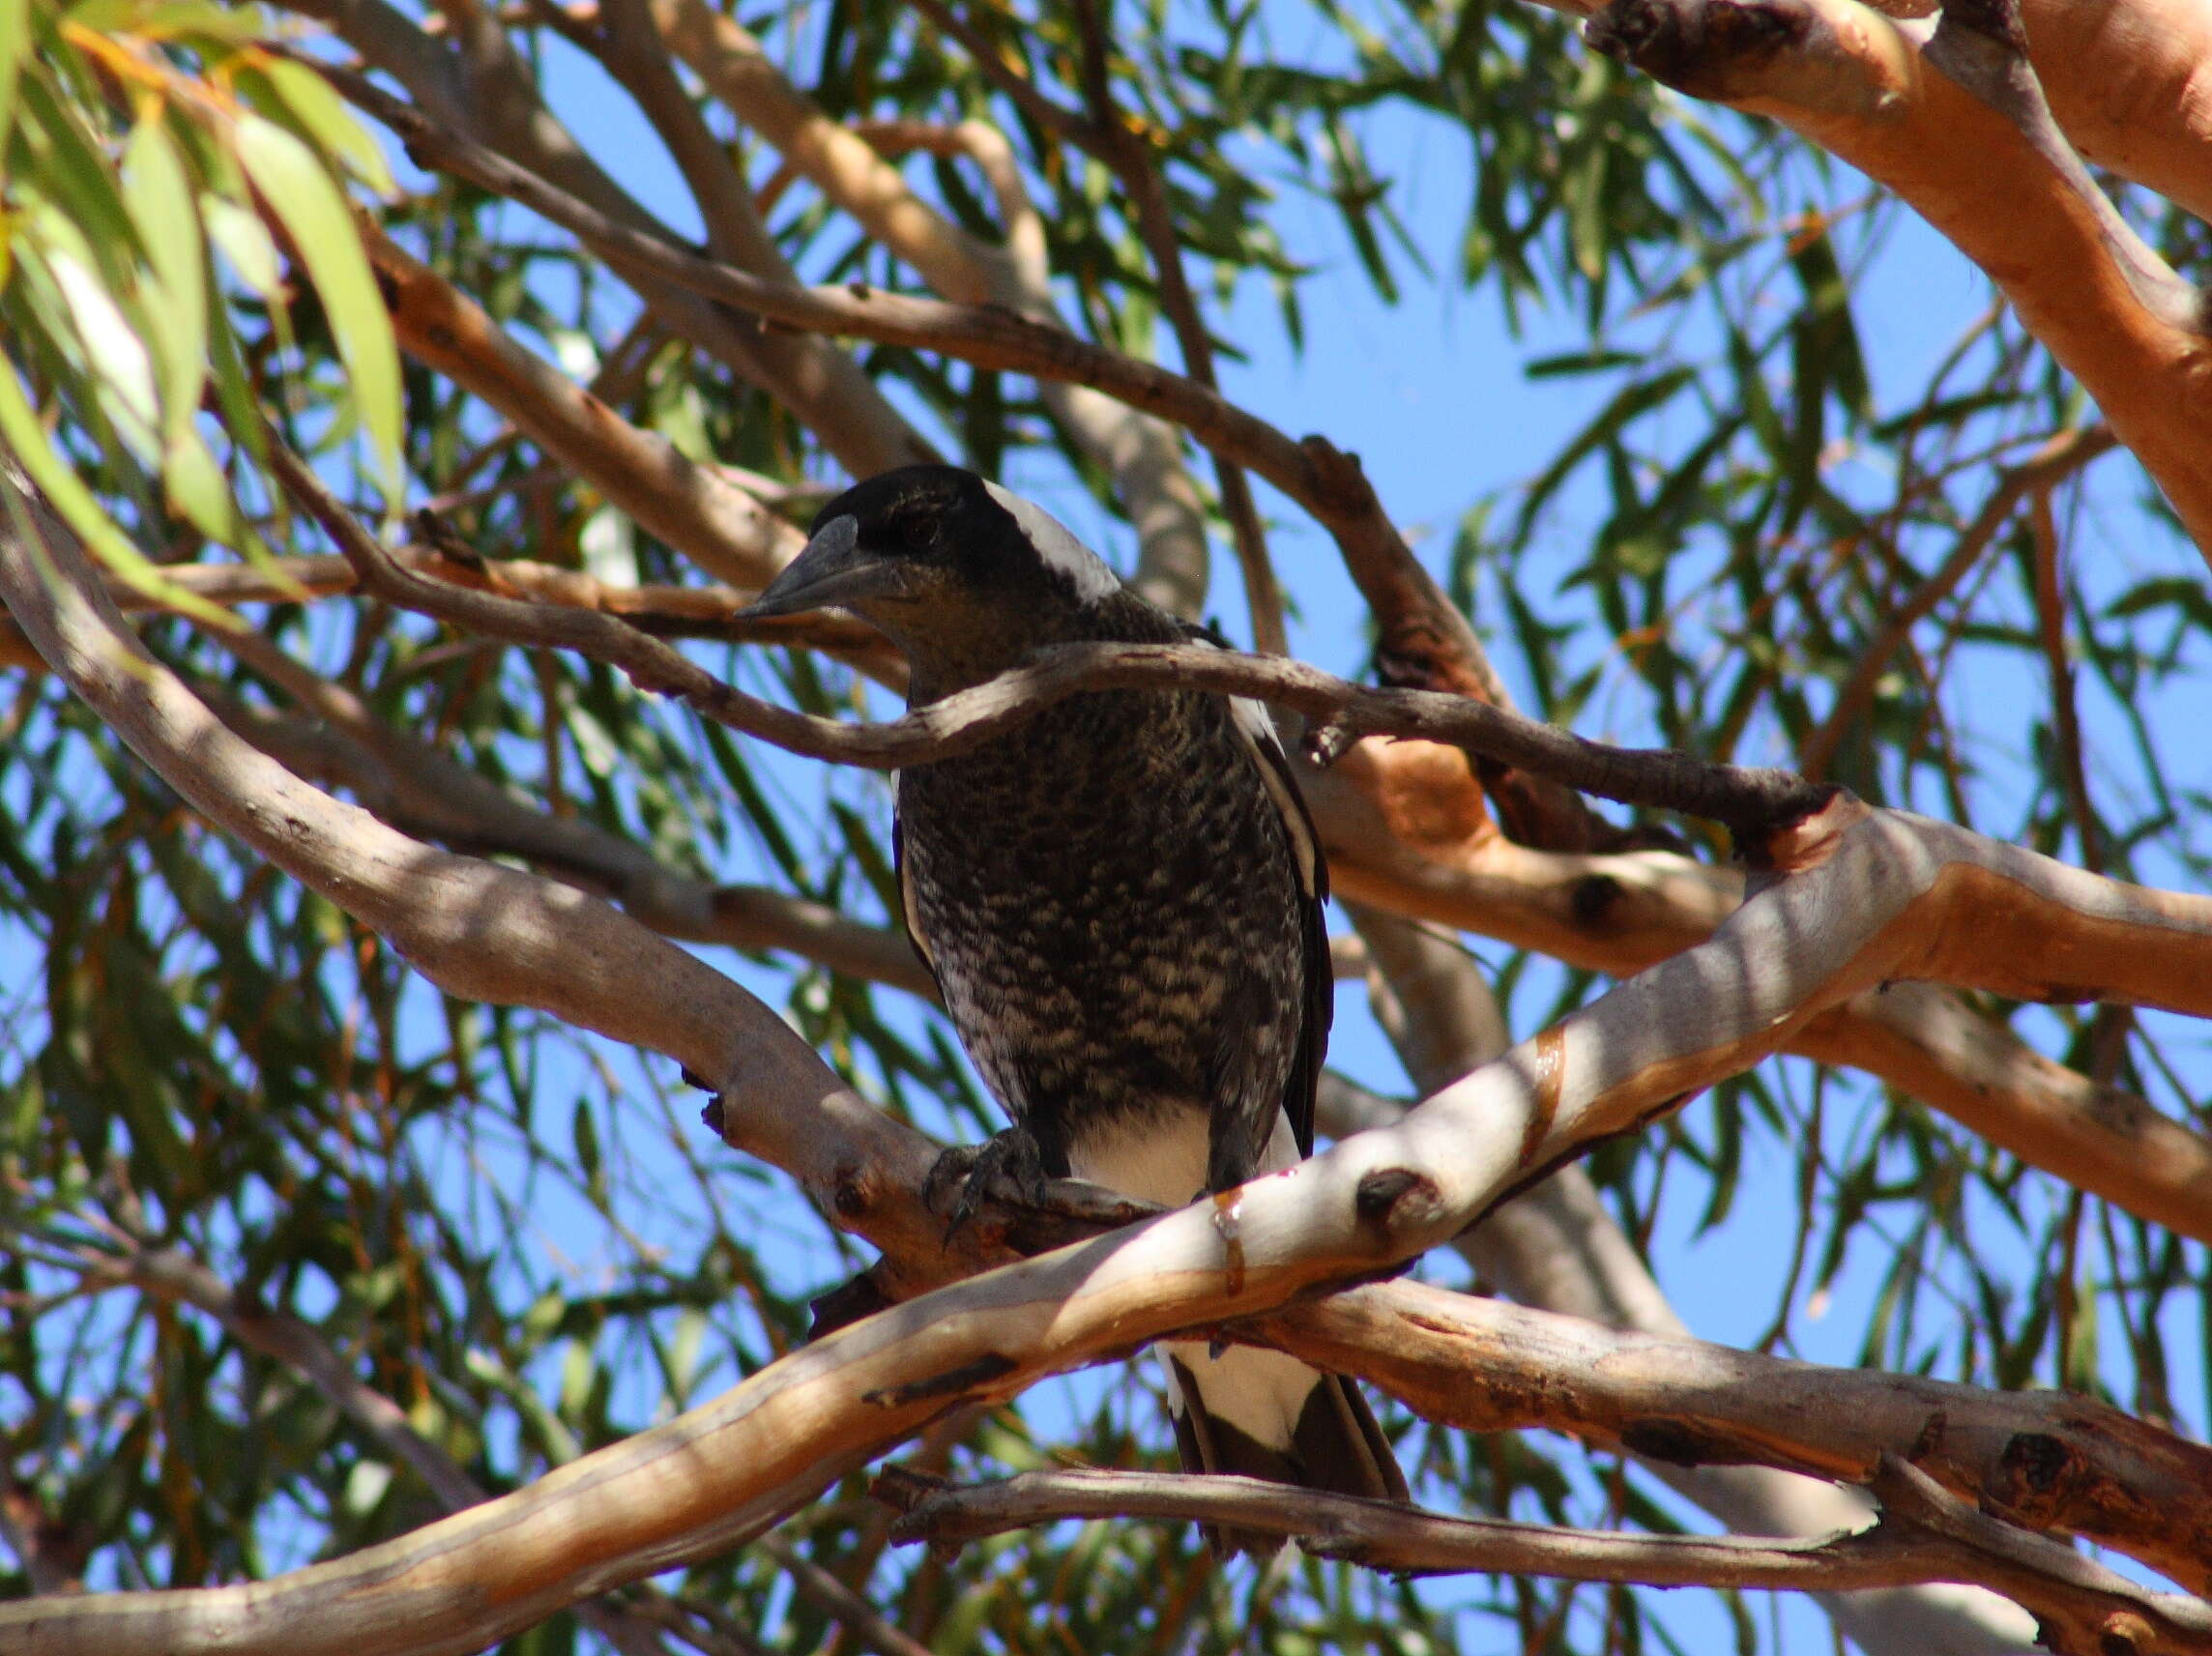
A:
[926,1126,1050,1243]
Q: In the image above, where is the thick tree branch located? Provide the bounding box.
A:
[1338,910,2041,1652]
[187,634,936,997]
[1306,750,2212,1244]
[255,456,2212,1245]
[1246,1278,2212,1598]
[1527,0,2212,224]
[73,1243,677,1656]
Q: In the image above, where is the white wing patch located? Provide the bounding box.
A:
[982,479,1123,603]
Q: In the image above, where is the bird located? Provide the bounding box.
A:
[742,463,1408,1551]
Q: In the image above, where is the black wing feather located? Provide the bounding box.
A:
[1250,712,1330,1157]
[1185,622,1331,1159]
[890,785,942,995]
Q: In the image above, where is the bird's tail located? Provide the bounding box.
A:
[1161,1339,1408,1556]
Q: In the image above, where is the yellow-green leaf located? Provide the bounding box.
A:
[25,210,160,462]
[122,109,207,450]
[64,0,272,43]
[245,56,393,196]
[161,426,241,545]
[0,0,32,152]
[0,359,230,625]
[200,191,279,299]
[232,111,401,495]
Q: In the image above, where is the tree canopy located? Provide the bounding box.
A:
[3,0,2210,1652]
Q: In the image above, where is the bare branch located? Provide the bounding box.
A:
[1799,423,2114,778]
[643,0,1214,619]
[305,60,1431,632]
[876,1464,2212,1651]
[14,458,2212,1650]
[280,0,933,476]
[1058,0,1286,651]
[188,636,935,996]
[1309,752,2212,1245]
[268,458,1840,838]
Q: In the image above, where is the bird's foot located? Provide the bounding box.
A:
[926,1125,1051,1242]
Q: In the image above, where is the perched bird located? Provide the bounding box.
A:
[743,463,1407,1549]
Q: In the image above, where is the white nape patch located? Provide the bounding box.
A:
[982,479,1123,603]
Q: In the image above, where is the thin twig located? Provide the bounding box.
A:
[2029,482,2101,874]
[306,55,1411,626]
[1797,433,2113,784]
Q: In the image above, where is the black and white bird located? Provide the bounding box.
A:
[743,464,1407,1548]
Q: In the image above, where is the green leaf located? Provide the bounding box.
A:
[200,191,281,299]
[0,0,32,150]
[20,209,160,461]
[0,357,229,624]
[121,109,207,451]
[237,57,395,196]
[231,110,402,495]
[160,425,239,542]
[64,0,274,42]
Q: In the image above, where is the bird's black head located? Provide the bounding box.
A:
[740,464,1127,686]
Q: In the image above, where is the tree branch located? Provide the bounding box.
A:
[1799,422,2115,779]
[1336,911,2042,1652]
[355,222,816,594]
[305,59,1433,634]
[280,0,934,476]
[1306,752,2212,1245]
[875,1463,2212,1652]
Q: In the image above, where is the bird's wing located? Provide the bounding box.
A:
[889,773,941,990]
[1196,625,1332,1160]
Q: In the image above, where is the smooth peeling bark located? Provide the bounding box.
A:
[1529,0,2212,222]
[879,1466,2212,1651]
[1343,908,2042,1654]
[2009,0,2212,224]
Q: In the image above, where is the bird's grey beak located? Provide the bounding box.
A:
[738,515,907,618]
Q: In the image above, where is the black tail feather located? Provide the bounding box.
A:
[1166,1354,1407,1557]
